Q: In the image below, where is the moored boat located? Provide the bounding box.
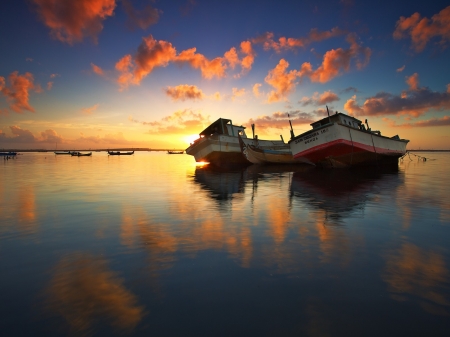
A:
[71,152,92,156]
[238,134,307,165]
[108,151,134,155]
[0,151,17,156]
[185,118,288,168]
[54,151,76,155]
[167,150,184,154]
[288,107,409,168]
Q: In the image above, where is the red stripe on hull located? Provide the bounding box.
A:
[293,139,404,167]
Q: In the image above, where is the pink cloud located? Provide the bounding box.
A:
[393,6,450,52]
[397,65,406,72]
[344,84,450,118]
[384,116,450,128]
[300,90,340,106]
[165,85,204,101]
[47,82,53,90]
[265,59,299,103]
[246,110,315,134]
[121,0,160,30]
[0,72,38,113]
[32,0,116,45]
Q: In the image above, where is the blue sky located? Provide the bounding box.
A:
[1,0,450,149]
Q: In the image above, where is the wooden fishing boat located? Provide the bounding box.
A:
[238,134,307,165]
[185,118,288,168]
[108,151,134,155]
[54,151,76,155]
[71,152,92,156]
[288,107,409,168]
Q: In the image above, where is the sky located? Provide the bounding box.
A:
[1,0,450,150]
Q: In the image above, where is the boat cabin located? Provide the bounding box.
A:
[310,112,379,133]
[199,118,248,138]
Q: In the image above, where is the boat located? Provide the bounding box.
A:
[0,151,17,156]
[288,107,409,168]
[185,118,288,168]
[54,151,76,155]
[71,152,92,156]
[238,134,307,165]
[108,151,134,155]
[167,150,184,154]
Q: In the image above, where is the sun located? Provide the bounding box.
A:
[183,134,200,145]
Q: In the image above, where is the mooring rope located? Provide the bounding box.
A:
[400,151,435,162]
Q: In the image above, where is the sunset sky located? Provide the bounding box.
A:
[1,0,450,150]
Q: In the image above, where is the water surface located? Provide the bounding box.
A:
[1,151,450,336]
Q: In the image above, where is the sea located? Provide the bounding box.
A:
[1,151,450,337]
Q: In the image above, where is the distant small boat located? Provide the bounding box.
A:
[71,152,92,157]
[108,151,134,155]
[54,151,76,155]
[0,151,17,156]
[167,151,184,154]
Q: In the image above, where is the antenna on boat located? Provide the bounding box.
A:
[365,119,371,131]
[326,106,332,124]
[251,124,255,139]
[288,114,295,139]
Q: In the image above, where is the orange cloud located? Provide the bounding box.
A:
[165,84,204,101]
[393,6,450,52]
[397,65,406,72]
[47,81,53,90]
[81,103,100,115]
[132,110,210,135]
[0,126,63,144]
[231,87,246,101]
[300,90,340,106]
[32,0,116,45]
[91,63,104,76]
[121,0,159,30]
[406,73,419,91]
[176,48,227,79]
[240,41,255,73]
[299,34,371,83]
[265,59,299,103]
[224,47,239,69]
[253,83,263,97]
[253,27,345,53]
[0,72,38,113]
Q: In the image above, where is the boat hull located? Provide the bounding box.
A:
[186,135,286,168]
[289,123,408,168]
[243,144,307,165]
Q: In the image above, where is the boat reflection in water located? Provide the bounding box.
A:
[290,166,403,224]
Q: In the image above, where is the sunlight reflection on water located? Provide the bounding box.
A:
[1,151,450,336]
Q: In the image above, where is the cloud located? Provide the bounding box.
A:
[397,65,406,72]
[384,116,450,128]
[406,73,419,91]
[165,84,204,101]
[0,72,38,113]
[91,63,105,76]
[179,0,197,16]
[26,58,33,62]
[47,82,53,90]
[265,59,299,103]
[231,87,246,101]
[1,126,63,144]
[131,110,210,135]
[253,83,263,98]
[246,110,316,133]
[393,6,450,52]
[300,90,340,106]
[252,27,346,53]
[344,83,450,118]
[298,33,371,83]
[32,0,116,45]
[121,0,160,30]
[175,48,227,79]
[81,103,100,115]
[341,86,359,94]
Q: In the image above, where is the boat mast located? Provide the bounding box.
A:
[288,114,295,139]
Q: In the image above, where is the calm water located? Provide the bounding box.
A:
[1,151,450,336]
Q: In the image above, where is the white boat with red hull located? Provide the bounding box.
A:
[186,118,288,168]
[288,108,409,168]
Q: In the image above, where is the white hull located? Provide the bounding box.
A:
[289,120,408,167]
